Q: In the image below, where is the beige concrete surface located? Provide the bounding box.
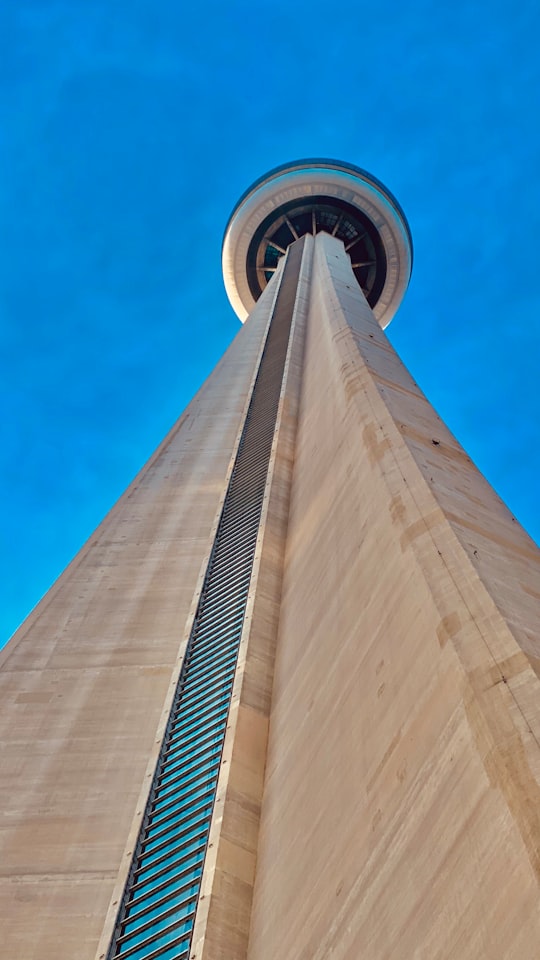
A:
[0,280,276,960]
[247,233,540,960]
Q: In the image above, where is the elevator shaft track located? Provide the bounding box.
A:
[108,239,305,960]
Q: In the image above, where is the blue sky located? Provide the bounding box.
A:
[1,0,539,646]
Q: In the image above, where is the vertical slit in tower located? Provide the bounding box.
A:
[107,237,306,960]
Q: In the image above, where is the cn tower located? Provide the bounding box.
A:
[1,161,540,960]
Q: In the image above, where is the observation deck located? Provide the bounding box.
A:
[222,159,413,328]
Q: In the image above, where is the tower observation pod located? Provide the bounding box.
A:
[1,161,540,960]
[222,158,413,327]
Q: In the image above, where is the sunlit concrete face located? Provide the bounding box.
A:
[246,232,540,960]
[1,162,540,960]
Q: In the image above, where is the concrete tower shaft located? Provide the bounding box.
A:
[222,159,413,327]
[1,163,540,960]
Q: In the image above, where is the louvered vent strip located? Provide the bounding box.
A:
[108,239,304,960]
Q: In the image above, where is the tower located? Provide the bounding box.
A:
[1,160,540,960]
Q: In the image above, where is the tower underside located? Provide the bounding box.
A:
[1,233,540,959]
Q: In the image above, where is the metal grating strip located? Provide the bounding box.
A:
[108,238,305,960]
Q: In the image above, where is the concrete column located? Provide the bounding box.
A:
[247,232,540,960]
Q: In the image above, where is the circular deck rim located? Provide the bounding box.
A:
[222,158,413,327]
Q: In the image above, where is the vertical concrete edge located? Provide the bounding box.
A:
[190,237,313,960]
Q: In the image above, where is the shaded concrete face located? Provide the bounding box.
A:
[1,231,540,960]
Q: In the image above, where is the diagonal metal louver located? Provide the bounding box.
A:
[107,238,305,960]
